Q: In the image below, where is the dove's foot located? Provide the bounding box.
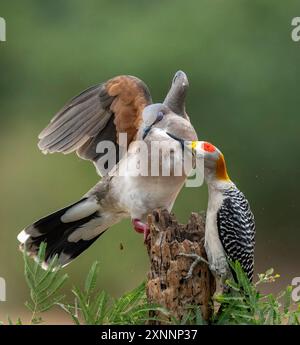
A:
[178,253,209,280]
[132,219,150,242]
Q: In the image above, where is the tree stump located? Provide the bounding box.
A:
[146,209,215,324]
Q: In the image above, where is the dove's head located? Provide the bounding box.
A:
[142,103,170,139]
[163,70,189,117]
[142,103,169,127]
[185,141,231,182]
[172,70,189,90]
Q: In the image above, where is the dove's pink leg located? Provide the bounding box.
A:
[132,219,150,242]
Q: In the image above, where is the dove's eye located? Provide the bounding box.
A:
[156,111,164,121]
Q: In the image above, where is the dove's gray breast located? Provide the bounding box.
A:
[110,114,198,221]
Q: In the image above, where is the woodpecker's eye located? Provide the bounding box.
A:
[202,142,216,153]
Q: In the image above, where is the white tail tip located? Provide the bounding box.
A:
[17,230,30,243]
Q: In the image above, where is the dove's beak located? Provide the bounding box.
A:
[142,125,151,140]
[172,70,189,89]
[142,112,165,140]
[165,132,185,150]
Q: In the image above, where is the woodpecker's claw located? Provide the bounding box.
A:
[178,253,209,280]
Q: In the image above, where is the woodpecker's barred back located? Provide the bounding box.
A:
[217,186,255,281]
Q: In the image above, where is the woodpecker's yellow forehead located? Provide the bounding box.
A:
[191,141,198,149]
[185,141,198,150]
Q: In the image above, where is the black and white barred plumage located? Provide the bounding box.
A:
[217,186,255,281]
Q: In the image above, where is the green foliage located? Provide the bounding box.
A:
[171,305,207,325]
[23,243,68,324]
[57,261,167,325]
[6,317,22,325]
[212,262,300,325]
[3,247,300,325]
[20,246,167,325]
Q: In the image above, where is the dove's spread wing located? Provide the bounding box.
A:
[38,76,152,171]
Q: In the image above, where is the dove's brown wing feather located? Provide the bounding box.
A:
[106,76,151,144]
[38,75,152,167]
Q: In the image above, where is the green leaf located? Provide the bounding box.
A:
[22,242,68,324]
[38,295,65,313]
[56,303,81,325]
[84,261,100,296]
[283,286,292,314]
[34,243,47,279]
[195,306,206,325]
[225,279,241,292]
[94,290,109,325]
[35,255,60,288]
[37,273,68,305]
[72,286,91,324]
[265,268,274,276]
[24,301,34,312]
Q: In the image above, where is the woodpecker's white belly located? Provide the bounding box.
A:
[204,186,230,278]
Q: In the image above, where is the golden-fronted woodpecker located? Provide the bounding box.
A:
[182,141,255,284]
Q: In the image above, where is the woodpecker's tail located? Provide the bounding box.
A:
[17,196,108,268]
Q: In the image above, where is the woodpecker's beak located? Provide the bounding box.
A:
[184,141,204,159]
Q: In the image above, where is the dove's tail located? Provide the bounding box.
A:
[17,196,110,269]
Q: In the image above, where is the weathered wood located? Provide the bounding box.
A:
[146,209,215,324]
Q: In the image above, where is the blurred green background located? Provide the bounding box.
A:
[0,0,299,323]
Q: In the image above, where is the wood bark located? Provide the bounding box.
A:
[146,209,215,324]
